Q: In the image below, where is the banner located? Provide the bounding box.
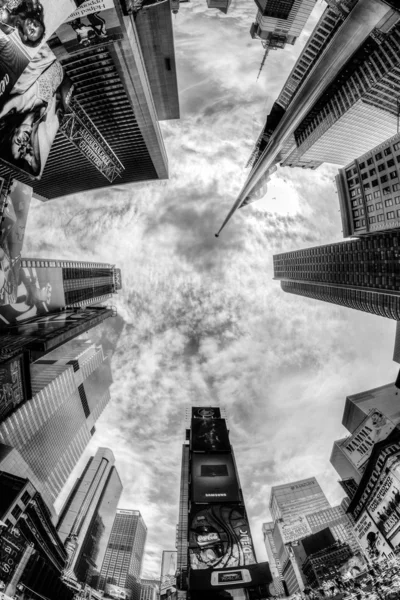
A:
[191,453,240,504]
[0,0,79,109]
[0,525,26,583]
[0,178,31,308]
[0,264,65,328]
[354,511,393,562]
[160,550,177,599]
[277,514,312,545]
[189,561,272,592]
[0,353,30,420]
[340,409,396,471]
[368,471,400,538]
[192,407,221,420]
[189,505,257,571]
[0,48,75,179]
[191,418,230,453]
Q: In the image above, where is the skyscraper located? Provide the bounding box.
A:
[206,0,232,14]
[0,340,112,505]
[56,447,123,584]
[262,522,285,596]
[99,509,147,600]
[176,406,272,600]
[140,579,159,600]
[273,233,400,320]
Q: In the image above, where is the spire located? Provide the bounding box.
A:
[256,46,270,81]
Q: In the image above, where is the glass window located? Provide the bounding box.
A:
[369,168,376,176]
[366,193,372,201]
[374,191,381,198]
[372,179,378,187]
[375,152,383,161]
[359,161,365,169]
[11,505,22,519]
[394,142,400,151]
[376,202,383,209]
[21,491,30,505]
[385,199,394,207]
[367,157,373,165]
[352,200,358,207]
[361,172,368,180]
[377,214,385,222]
[367,205,374,213]
[378,164,386,173]
[383,187,391,195]
[388,159,395,167]
[384,147,392,156]
[395,196,400,204]
[381,174,388,183]
[388,211,395,219]
[391,171,398,180]
[369,216,376,223]
[397,209,400,217]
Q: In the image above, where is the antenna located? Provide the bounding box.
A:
[257,46,269,81]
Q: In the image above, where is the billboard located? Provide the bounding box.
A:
[0,264,65,328]
[104,584,131,600]
[189,504,257,571]
[160,550,177,599]
[0,0,78,109]
[0,179,31,307]
[0,525,26,583]
[0,47,75,179]
[340,409,396,471]
[277,514,312,545]
[189,561,272,592]
[191,418,230,453]
[191,453,240,504]
[0,353,31,420]
[192,407,221,420]
[367,471,400,538]
[354,511,393,562]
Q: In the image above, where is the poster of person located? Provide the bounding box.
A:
[367,472,400,538]
[0,354,27,420]
[189,504,257,571]
[0,264,66,328]
[191,418,231,452]
[52,0,123,54]
[0,178,31,309]
[160,551,177,600]
[0,44,75,179]
[354,511,393,562]
[0,0,80,109]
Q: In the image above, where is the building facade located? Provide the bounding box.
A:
[56,447,123,585]
[99,509,147,600]
[206,0,232,14]
[0,341,112,504]
[140,579,159,600]
[336,133,400,237]
[273,233,400,320]
[262,522,285,596]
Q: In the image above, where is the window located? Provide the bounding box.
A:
[374,191,381,198]
[21,491,30,505]
[369,168,376,176]
[355,220,362,227]
[378,164,386,173]
[375,152,383,160]
[367,157,373,165]
[372,179,378,187]
[351,190,356,197]
[11,505,22,520]
[397,209,400,217]
[369,216,376,224]
[377,214,385,222]
[384,147,392,156]
[376,202,383,209]
[388,159,395,167]
[364,182,370,189]
[383,187,391,195]
[393,184,400,192]
[381,175,388,183]
[366,193,372,201]
[352,200,358,207]
[354,210,359,217]
[388,211,395,219]
[367,205,374,213]
[346,170,352,179]
[394,141,400,151]
[395,196,400,204]
[385,199,394,207]
[361,172,368,180]
[359,161,365,170]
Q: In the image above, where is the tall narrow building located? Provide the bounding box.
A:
[176,406,272,600]
[273,232,400,320]
[0,340,112,505]
[99,509,147,600]
[56,447,123,585]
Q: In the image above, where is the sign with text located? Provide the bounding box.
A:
[0,525,26,582]
[277,514,312,545]
[340,410,396,471]
[354,511,393,562]
[192,407,221,420]
[368,470,400,538]
[189,561,272,592]
[191,453,240,504]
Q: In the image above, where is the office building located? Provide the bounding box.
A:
[0,0,179,199]
[262,522,285,596]
[56,448,123,584]
[336,133,400,237]
[306,505,361,556]
[207,0,232,13]
[0,452,73,599]
[140,580,159,600]
[0,341,112,504]
[273,233,400,321]
[299,530,352,588]
[176,406,272,600]
[99,509,147,600]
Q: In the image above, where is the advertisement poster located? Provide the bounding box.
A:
[189,505,257,571]
[354,511,393,562]
[340,409,395,471]
[192,406,221,420]
[0,353,28,420]
[104,583,131,600]
[0,525,26,583]
[367,472,400,538]
[191,453,240,504]
[277,514,312,545]
[53,0,122,54]
[0,46,75,179]
[160,550,177,599]
[0,179,31,308]
[0,264,65,328]
[0,0,79,109]
[192,418,230,453]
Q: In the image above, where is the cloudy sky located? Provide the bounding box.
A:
[24,0,398,579]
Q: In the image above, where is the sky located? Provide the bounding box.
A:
[23,0,399,580]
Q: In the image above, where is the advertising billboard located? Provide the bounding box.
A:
[0,353,31,420]
[191,453,240,504]
[189,561,272,592]
[0,179,31,308]
[189,504,257,571]
[0,525,26,583]
[340,409,396,471]
[367,471,400,538]
[0,0,78,109]
[0,47,75,180]
[191,418,231,453]
[0,264,65,328]
[104,583,131,600]
[192,407,221,420]
[354,511,393,562]
[277,514,312,545]
[160,550,177,599]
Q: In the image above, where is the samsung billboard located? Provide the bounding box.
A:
[191,453,240,504]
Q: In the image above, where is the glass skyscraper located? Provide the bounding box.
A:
[56,447,123,584]
[0,340,112,505]
[273,232,400,320]
[99,509,147,600]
